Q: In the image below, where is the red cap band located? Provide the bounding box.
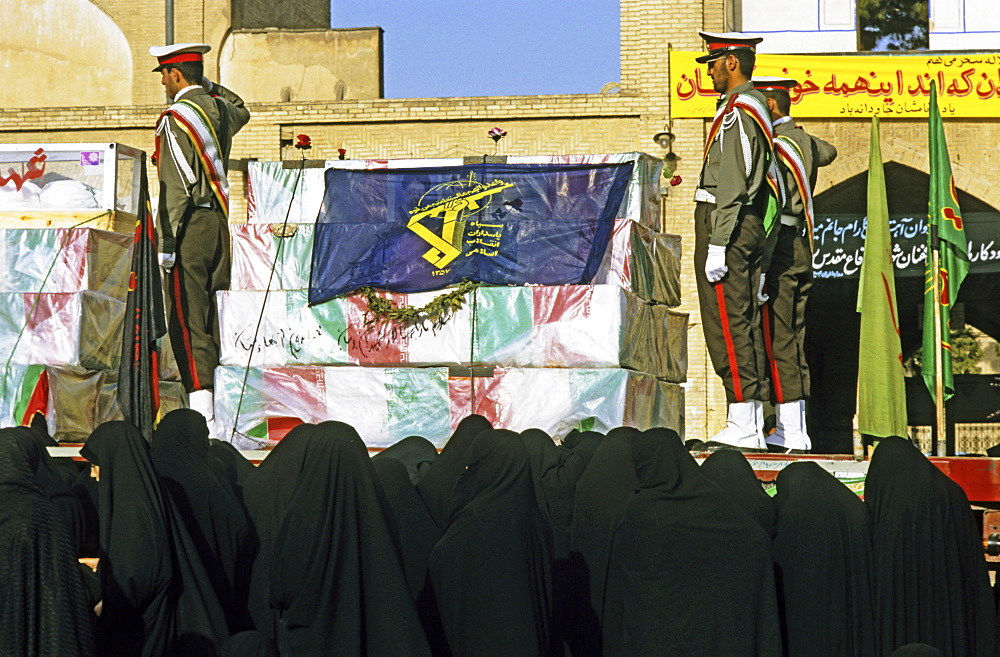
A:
[707,41,752,51]
[158,52,203,66]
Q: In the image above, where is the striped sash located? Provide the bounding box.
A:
[703,93,785,235]
[157,99,230,217]
[774,135,815,252]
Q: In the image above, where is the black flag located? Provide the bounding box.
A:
[118,156,166,440]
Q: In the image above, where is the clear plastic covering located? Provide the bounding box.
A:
[0,365,184,442]
[217,285,687,380]
[210,365,682,447]
[230,222,315,290]
[448,368,684,438]
[230,219,682,306]
[246,161,328,224]
[0,291,125,370]
[0,228,133,299]
[246,152,664,230]
[591,219,682,305]
[213,365,453,449]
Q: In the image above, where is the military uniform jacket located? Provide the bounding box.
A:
[774,117,837,222]
[698,81,772,247]
[156,84,250,254]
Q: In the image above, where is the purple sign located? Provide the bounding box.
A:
[80,151,101,167]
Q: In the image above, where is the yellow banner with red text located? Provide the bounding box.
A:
[670,51,1000,118]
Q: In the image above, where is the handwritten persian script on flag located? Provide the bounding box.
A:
[308,163,634,304]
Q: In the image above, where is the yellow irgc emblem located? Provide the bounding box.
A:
[407,174,514,269]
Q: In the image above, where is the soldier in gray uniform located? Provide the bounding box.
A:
[150,43,250,425]
[754,77,838,452]
[693,32,781,450]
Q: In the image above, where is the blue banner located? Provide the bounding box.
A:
[308,162,634,304]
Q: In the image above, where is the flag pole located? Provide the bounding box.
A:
[930,224,947,456]
[853,377,864,460]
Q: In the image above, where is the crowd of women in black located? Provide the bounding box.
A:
[2,410,998,656]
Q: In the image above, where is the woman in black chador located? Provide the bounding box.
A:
[602,428,781,657]
[519,428,598,657]
[700,447,777,536]
[82,421,229,656]
[866,436,997,657]
[428,428,554,657]
[772,461,876,657]
[263,421,430,656]
[416,414,492,530]
[0,427,95,657]
[242,422,319,638]
[373,434,440,485]
[568,426,639,654]
[151,409,254,634]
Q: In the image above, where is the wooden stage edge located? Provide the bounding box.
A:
[48,446,1000,506]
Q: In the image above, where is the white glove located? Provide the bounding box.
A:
[705,244,728,282]
[158,252,176,272]
[756,273,769,305]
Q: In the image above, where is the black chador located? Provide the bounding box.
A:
[866,437,997,657]
[416,414,492,530]
[773,461,876,657]
[602,428,782,657]
[258,421,430,656]
[700,448,777,536]
[0,428,95,657]
[151,409,254,634]
[429,428,554,657]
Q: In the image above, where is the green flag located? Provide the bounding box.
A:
[922,81,970,403]
[856,117,908,439]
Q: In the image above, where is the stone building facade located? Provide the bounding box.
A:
[2,0,996,443]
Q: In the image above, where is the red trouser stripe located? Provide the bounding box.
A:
[171,267,203,391]
[715,282,743,402]
[762,302,784,404]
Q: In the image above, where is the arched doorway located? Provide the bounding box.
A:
[806,162,1000,453]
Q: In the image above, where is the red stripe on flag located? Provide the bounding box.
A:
[20,369,49,426]
[715,282,743,402]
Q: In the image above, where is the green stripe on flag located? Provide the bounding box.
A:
[13,364,45,425]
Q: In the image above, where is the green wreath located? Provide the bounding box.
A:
[353,280,481,332]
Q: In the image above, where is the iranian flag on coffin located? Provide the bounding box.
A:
[216,285,688,381]
[230,223,315,290]
[0,228,133,300]
[448,368,684,438]
[0,365,186,441]
[213,365,452,449]
[246,161,327,224]
[0,291,125,370]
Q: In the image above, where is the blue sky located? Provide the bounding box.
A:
[331,0,621,99]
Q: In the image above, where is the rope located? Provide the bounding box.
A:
[229,160,305,445]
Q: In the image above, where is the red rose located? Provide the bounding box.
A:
[295,134,312,150]
[669,174,683,187]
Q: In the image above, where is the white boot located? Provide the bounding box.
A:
[768,400,811,452]
[709,401,767,450]
[187,389,215,423]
